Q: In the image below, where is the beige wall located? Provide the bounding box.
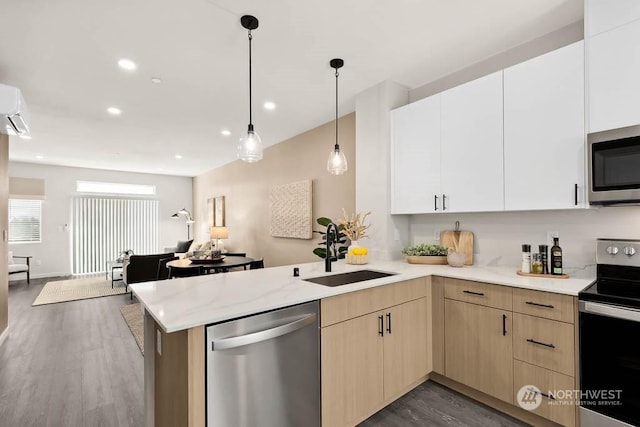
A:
[192,114,355,267]
[0,134,8,342]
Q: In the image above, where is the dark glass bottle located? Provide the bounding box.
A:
[539,244,549,275]
[551,237,563,275]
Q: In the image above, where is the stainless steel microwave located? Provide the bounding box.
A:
[588,124,640,204]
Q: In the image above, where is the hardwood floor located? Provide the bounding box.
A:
[0,276,143,427]
[360,381,529,427]
[1,277,529,427]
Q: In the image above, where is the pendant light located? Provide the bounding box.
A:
[327,58,347,175]
[238,15,263,162]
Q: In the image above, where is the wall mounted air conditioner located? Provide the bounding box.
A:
[0,83,30,137]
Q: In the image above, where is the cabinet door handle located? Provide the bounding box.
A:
[378,315,384,337]
[442,194,447,211]
[463,290,485,297]
[434,195,439,211]
[525,301,555,309]
[574,183,578,206]
[386,312,392,334]
[502,314,507,336]
[526,338,555,349]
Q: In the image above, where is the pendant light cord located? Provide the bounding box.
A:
[248,30,253,128]
[335,68,339,150]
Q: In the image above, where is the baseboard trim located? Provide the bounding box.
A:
[9,271,69,282]
[0,326,9,347]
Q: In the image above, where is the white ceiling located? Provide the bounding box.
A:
[0,0,582,177]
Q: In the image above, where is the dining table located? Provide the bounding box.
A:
[166,256,255,274]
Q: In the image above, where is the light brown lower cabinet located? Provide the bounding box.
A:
[444,298,514,403]
[321,297,428,427]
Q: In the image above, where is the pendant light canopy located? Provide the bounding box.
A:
[327,58,347,175]
[238,15,263,163]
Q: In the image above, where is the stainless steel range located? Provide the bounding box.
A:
[579,239,640,427]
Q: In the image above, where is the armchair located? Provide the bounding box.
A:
[8,251,31,284]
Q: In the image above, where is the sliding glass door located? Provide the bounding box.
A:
[72,197,159,274]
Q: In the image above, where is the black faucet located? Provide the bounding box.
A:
[325,222,339,272]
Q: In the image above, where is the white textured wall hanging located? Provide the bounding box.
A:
[270,180,313,239]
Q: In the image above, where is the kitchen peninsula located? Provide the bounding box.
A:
[132,260,594,427]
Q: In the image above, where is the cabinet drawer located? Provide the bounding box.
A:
[513,313,575,376]
[513,288,575,323]
[444,278,512,310]
[321,278,426,327]
[514,360,576,427]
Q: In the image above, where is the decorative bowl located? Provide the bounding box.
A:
[405,256,447,265]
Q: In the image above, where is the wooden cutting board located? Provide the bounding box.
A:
[440,223,474,265]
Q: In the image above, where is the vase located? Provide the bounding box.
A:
[346,240,368,265]
[447,251,466,268]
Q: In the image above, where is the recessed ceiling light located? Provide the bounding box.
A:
[263,101,276,110]
[221,129,231,136]
[118,58,137,71]
[107,107,122,115]
[150,77,162,84]
[35,155,43,159]
[175,154,183,160]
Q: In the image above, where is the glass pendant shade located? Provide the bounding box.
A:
[238,126,263,162]
[327,146,348,175]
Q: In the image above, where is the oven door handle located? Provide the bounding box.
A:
[579,300,640,322]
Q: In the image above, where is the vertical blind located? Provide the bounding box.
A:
[8,199,42,243]
[72,197,159,274]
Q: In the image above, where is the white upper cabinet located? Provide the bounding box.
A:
[390,95,441,214]
[504,41,585,210]
[441,71,504,213]
[587,0,640,37]
[587,1,640,132]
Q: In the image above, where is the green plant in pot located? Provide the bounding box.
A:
[401,244,449,264]
[312,217,348,259]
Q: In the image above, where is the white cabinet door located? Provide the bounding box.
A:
[441,71,504,213]
[588,19,640,132]
[587,0,640,37]
[504,41,585,210]
[390,95,441,214]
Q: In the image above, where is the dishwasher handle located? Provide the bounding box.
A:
[211,313,317,351]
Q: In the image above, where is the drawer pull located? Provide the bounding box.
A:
[526,338,556,349]
[525,301,555,309]
[463,290,485,297]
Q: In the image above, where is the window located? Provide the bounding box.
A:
[8,199,42,243]
[76,181,156,196]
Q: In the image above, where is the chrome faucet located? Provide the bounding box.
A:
[325,222,339,272]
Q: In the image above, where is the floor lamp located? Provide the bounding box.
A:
[171,208,195,240]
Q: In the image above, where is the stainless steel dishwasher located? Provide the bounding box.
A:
[206,301,320,427]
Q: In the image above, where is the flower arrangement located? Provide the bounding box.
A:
[338,209,371,242]
[401,244,448,256]
[401,244,449,265]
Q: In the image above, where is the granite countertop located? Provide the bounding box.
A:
[131,259,595,333]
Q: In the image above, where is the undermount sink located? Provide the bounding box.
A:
[304,269,397,287]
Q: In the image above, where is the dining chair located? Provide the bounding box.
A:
[157,256,179,280]
[250,258,264,270]
[169,265,205,278]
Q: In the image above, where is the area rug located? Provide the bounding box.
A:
[32,277,128,306]
[120,303,144,355]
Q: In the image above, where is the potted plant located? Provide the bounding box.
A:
[401,244,448,265]
[312,217,348,260]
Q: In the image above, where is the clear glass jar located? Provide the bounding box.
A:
[531,253,543,274]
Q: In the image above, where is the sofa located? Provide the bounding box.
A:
[122,252,176,290]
